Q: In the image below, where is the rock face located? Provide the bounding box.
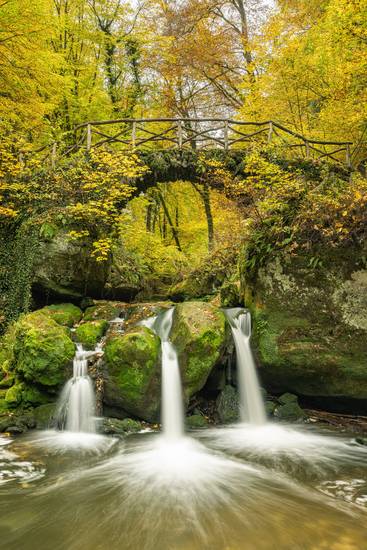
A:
[170,302,229,399]
[243,248,367,404]
[104,326,161,421]
[75,320,108,350]
[32,225,109,300]
[0,310,75,411]
[216,385,240,424]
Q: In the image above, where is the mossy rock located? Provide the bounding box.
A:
[216,385,240,424]
[2,310,74,388]
[40,303,82,327]
[104,326,161,421]
[5,381,50,409]
[170,302,229,399]
[100,417,142,435]
[186,414,208,429]
[32,220,110,300]
[33,403,57,429]
[274,396,306,421]
[220,282,241,308]
[75,320,108,350]
[83,301,126,322]
[244,250,367,401]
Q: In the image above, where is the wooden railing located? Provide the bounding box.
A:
[33,118,355,168]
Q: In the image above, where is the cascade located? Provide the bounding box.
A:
[143,308,185,439]
[225,308,267,425]
[56,344,97,433]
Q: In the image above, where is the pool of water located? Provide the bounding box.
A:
[0,424,366,550]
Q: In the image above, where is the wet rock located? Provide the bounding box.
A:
[32,224,109,300]
[75,320,109,350]
[100,417,142,435]
[243,248,367,401]
[170,302,229,399]
[186,414,208,429]
[0,310,74,390]
[220,282,241,308]
[33,403,57,429]
[104,326,161,422]
[39,303,82,327]
[216,385,240,424]
[274,394,306,421]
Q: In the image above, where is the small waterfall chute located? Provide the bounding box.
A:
[56,344,97,433]
[144,308,185,440]
[225,308,266,425]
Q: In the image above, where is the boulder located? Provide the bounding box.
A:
[32,223,109,300]
[104,326,161,421]
[274,393,306,421]
[216,385,240,423]
[0,310,74,412]
[170,302,229,399]
[75,320,108,350]
[243,248,367,405]
[186,414,208,429]
[40,303,82,327]
[100,417,142,435]
[32,403,57,429]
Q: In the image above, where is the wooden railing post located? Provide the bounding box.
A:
[51,142,57,169]
[86,123,92,151]
[177,120,183,149]
[224,120,229,150]
[305,140,310,158]
[267,121,273,143]
[346,144,352,169]
[132,121,136,148]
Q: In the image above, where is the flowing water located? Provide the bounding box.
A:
[225,308,267,424]
[143,307,185,439]
[56,344,97,433]
[0,428,366,550]
[0,311,366,548]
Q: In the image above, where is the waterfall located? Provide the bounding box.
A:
[225,308,267,425]
[144,308,184,440]
[56,344,97,433]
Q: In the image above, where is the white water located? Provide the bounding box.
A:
[143,309,185,440]
[225,308,267,425]
[56,344,97,433]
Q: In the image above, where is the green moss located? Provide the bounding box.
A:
[244,249,367,400]
[6,311,75,387]
[186,414,208,428]
[40,303,82,327]
[170,302,228,398]
[83,301,125,321]
[33,403,57,429]
[216,385,239,424]
[75,320,108,350]
[104,326,161,421]
[5,383,23,407]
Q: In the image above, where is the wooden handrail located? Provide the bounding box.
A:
[18,117,354,168]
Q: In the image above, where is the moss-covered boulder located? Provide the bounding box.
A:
[33,403,57,429]
[75,320,108,349]
[40,303,82,327]
[216,385,240,424]
[83,301,126,322]
[100,417,142,435]
[170,302,228,399]
[274,393,306,421]
[32,221,110,300]
[243,247,367,405]
[0,311,75,390]
[104,326,161,421]
[186,414,208,429]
